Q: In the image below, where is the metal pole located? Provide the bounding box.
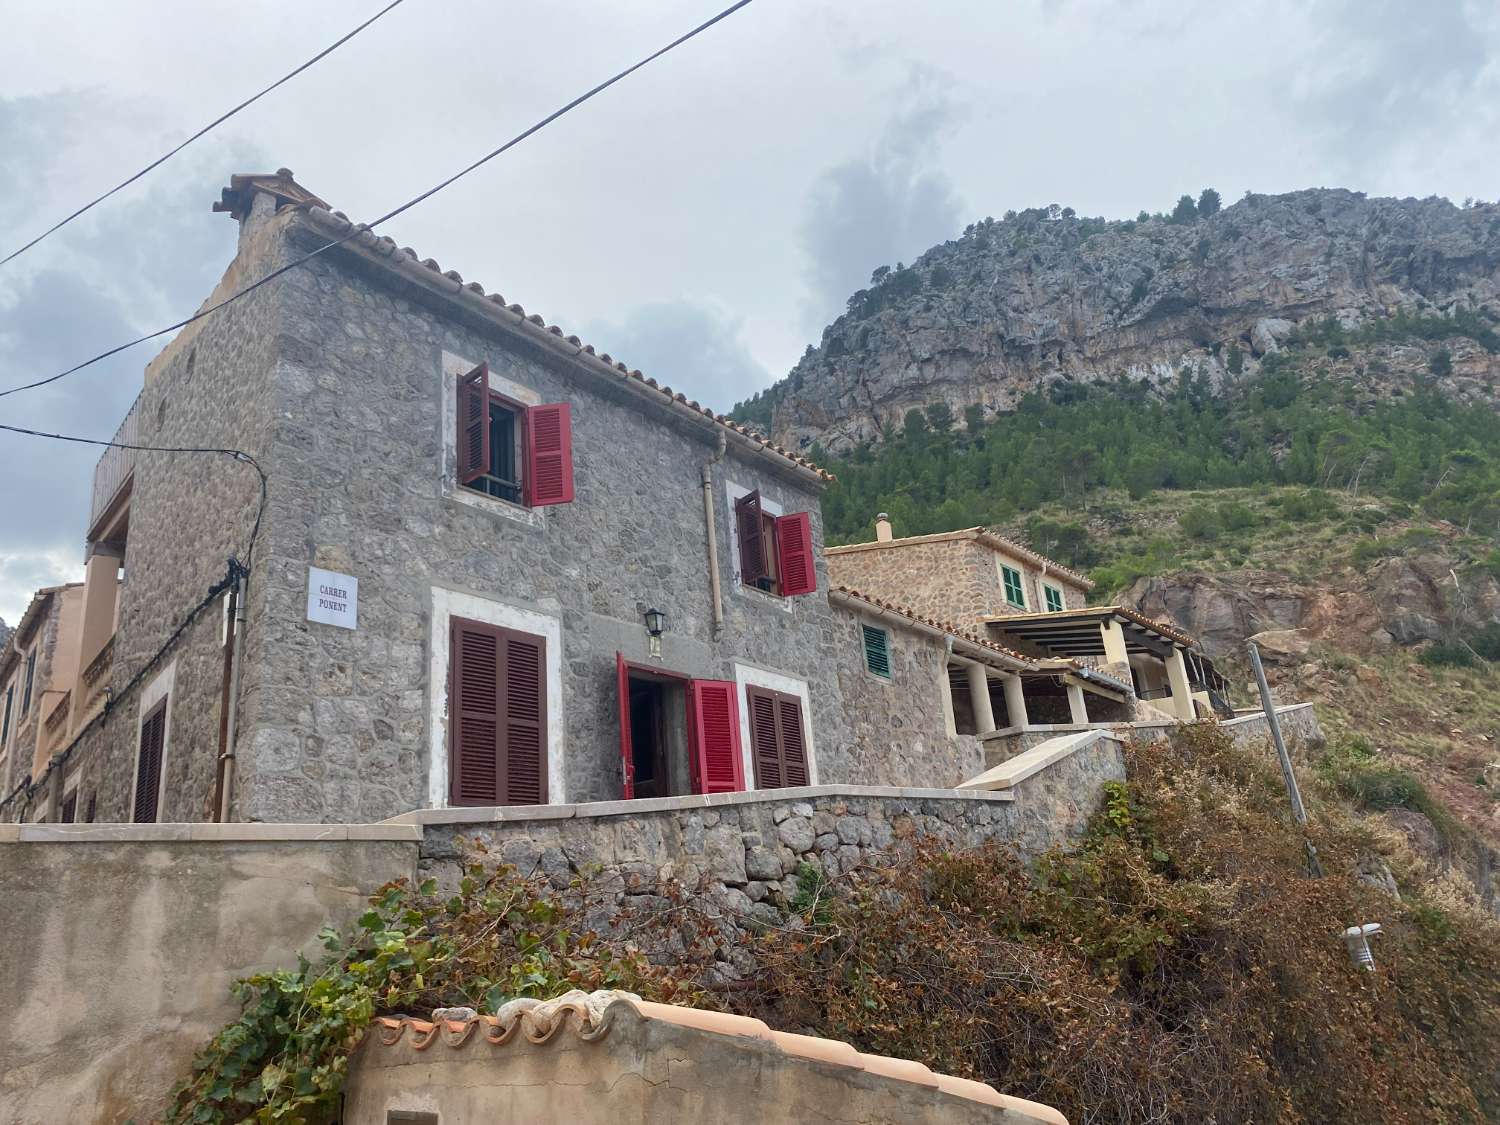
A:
[1247,641,1322,875]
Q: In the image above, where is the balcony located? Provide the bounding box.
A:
[79,636,114,717]
[89,390,141,535]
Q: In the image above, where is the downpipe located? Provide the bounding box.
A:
[702,430,728,639]
[216,569,248,822]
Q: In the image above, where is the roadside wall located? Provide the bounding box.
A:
[1220,703,1323,749]
[0,826,418,1125]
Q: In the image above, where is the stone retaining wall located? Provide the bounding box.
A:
[1220,703,1322,749]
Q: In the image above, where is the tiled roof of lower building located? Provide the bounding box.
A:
[830,586,1042,669]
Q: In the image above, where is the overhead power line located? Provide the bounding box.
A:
[0,0,409,268]
[0,421,269,567]
[0,0,756,402]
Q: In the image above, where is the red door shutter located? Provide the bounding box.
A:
[501,629,547,804]
[688,680,744,794]
[458,363,490,486]
[616,652,635,800]
[746,686,782,788]
[451,619,502,805]
[735,491,767,585]
[776,511,816,596]
[777,694,810,786]
[526,403,574,506]
[133,702,166,823]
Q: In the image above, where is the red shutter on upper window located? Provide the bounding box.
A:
[526,403,574,506]
[501,629,547,804]
[133,702,166,823]
[735,491,767,585]
[451,619,501,805]
[458,363,490,486]
[775,511,816,596]
[688,680,744,795]
[616,652,635,800]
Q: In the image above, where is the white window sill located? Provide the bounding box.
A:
[734,581,793,613]
[444,480,545,528]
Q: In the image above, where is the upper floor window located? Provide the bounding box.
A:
[457,362,574,507]
[1,685,11,745]
[734,490,817,598]
[20,652,36,716]
[1001,565,1027,609]
[1043,583,1065,613]
[861,624,892,678]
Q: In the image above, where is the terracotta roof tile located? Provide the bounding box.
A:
[370,990,1065,1122]
[831,586,1039,667]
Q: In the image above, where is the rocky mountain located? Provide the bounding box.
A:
[761,189,1500,453]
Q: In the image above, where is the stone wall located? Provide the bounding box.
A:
[412,742,1127,983]
[1220,703,1323,750]
[220,209,844,822]
[0,824,418,1124]
[829,602,983,788]
[827,538,997,628]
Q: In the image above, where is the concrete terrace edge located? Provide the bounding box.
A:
[1220,702,1316,727]
[384,785,1017,826]
[0,822,424,843]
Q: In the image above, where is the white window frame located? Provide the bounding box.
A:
[440,350,546,528]
[724,479,792,613]
[129,659,176,823]
[428,586,566,809]
[732,662,818,787]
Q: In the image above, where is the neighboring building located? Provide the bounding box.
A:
[0,584,89,819]
[827,513,1232,760]
[5,169,854,826]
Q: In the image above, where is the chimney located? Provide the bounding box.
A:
[875,512,893,542]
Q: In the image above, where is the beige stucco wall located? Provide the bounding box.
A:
[0,827,418,1124]
[344,1001,1046,1124]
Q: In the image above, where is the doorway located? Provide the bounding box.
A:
[618,657,692,799]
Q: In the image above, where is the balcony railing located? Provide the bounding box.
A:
[80,636,114,714]
[90,390,142,532]
[43,690,71,734]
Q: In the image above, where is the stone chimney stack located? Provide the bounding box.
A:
[875,513,893,542]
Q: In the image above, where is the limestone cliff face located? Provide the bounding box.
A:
[771,189,1500,453]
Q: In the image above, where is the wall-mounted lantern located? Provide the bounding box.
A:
[644,608,666,659]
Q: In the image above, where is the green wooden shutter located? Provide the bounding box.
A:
[1002,565,1026,607]
[1044,584,1064,613]
[861,624,891,678]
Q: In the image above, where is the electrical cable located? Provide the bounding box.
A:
[0,0,409,268]
[0,0,756,402]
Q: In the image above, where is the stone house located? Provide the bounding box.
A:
[0,583,88,816]
[11,169,872,826]
[828,514,1234,759]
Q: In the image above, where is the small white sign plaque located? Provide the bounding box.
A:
[307,566,358,630]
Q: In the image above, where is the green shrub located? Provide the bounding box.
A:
[1420,643,1477,668]
[1178,505,1223,540]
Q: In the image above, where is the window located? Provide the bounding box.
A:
[449,616,547,806]
[1001,565,1027,609]
[745,685,810,788]
[133,700,167,823]
[60,791,77,824]
[457,362,574,507]
[1043,584,1065,613]
[1,685,11,746]
[733,490,817,597]
[861,624,891,678]
[21,652,36,716]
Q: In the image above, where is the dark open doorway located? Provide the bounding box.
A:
[617,656,693,799]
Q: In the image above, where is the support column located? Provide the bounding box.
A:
[966,663,997,734]
[1165,646,1196,722]
[1066,681,1089,725]
[940,661,958,737]
[1002,673,1029,732]
[1100,619,1129,666]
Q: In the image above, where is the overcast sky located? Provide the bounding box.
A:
[2,0,1498,621]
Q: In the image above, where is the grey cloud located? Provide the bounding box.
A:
[798,68,967,329]
[582,300,771,413]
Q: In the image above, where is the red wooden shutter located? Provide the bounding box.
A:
[451,619,501,805]
[458,362,490,486]
[501,630,547,804]
[616,652,635,800]
[735,491,767,585]
[746,686,782,788]
[688,680,744,794]
[777,695,810,786]
[526,403,574,506]
[133,702,166,823]
[776,511,817,596]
